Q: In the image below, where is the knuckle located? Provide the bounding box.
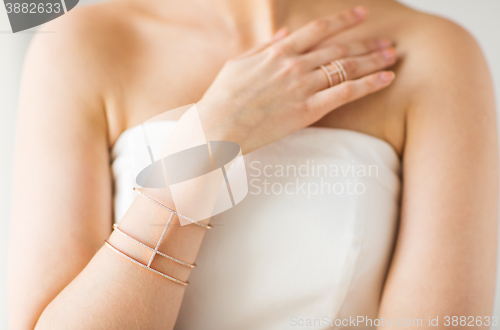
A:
[365,75,379,90]
[333,44,348,57]
[312,18,329,32]
[300,102,316,120]
[283,58,304,73]
[337,12,355,26]
[268,44,287,59]
[338,82,353,99]
[341,58,356,73]
[373,52,388,66]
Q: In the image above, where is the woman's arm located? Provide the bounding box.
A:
[6,14,216,327]
[379,19,498,328]
[7,12,116,329]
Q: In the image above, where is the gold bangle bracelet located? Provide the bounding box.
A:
[112,224,196,269]
[104,240,189,286]
[133,187,213,230]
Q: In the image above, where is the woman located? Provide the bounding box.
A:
[8,0,498,329]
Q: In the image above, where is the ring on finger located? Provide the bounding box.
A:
[320,65,334,87]
[330,60,348,83]
[320,60,348,88]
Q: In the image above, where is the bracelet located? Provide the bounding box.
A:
[105,188,211,285]
[104,240,189,286]
[133,187,213,230]
[112,224,196,269]
[105,212,191,286]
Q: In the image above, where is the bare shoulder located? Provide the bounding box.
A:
[22,1,148,141]
[28,1,135,87]
[393,7,497,162]
[372,4,495,154]
[396,8,494,107]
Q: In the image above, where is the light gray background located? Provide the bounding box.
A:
[1,0,499,328]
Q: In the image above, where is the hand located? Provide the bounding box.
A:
[196,6,397,154]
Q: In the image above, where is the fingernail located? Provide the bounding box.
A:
[272,27,288,41]
[380,71,395,82]
[381,48,396,60]
[353,6,368,19]
[377,38,392,48]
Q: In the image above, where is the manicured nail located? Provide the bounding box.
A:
[380,71,395,82]
[377,38,392,48]
[381,48,396,60]
[353,6,368,19]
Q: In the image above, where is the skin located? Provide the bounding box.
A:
[8,0,498,329]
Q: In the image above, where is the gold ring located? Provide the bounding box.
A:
[331,60,347,83]
[320,65,333,87]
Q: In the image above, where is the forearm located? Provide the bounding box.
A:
[35,188,210,330]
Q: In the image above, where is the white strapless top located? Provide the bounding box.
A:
[111,122,401,330]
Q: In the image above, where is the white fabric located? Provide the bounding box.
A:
[110,122,401,330]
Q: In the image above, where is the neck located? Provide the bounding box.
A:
[134,0,401,45]
[137,0,289,44]
[208,0,287,42]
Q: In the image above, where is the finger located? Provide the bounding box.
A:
[301,38,393,70]
[272,27,290,42]
[237,27,290,58]
[280,6,368,54]
[311,36,392,53]
[307,71,396,118]
[309,47,397,91]
[336,38,392,56]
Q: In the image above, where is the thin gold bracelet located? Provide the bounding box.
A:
[104,240,189,286]
[105,187,213,285]
[133,187,213,230]
[112,224,196,269]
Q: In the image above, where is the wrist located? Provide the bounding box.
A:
[195,99,249,152]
